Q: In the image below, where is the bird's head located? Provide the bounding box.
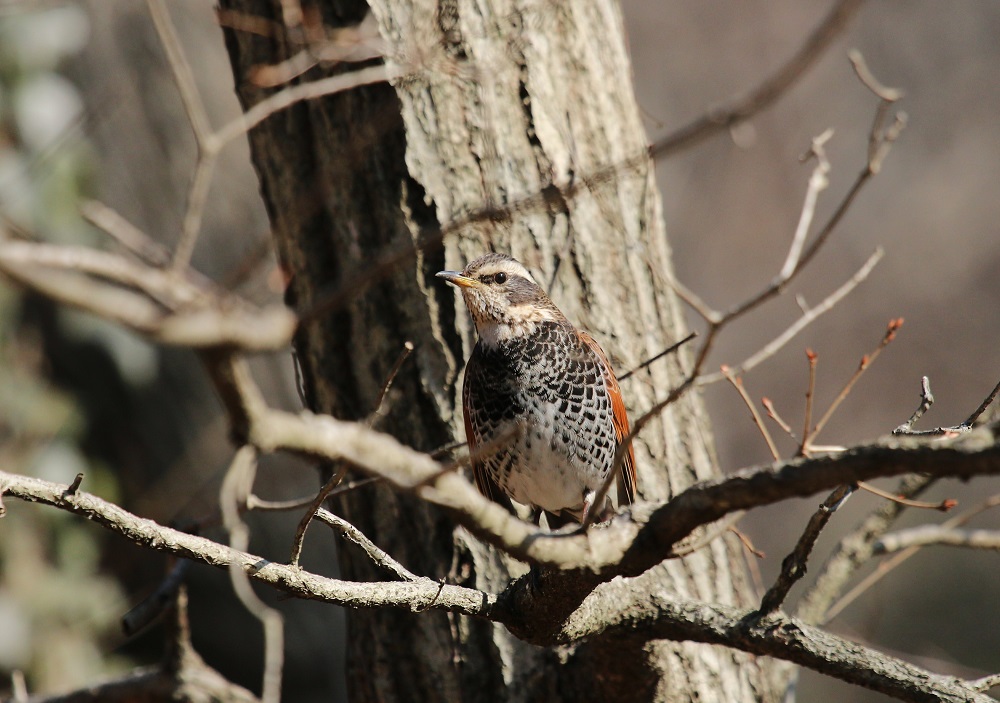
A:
[437,253,564,347]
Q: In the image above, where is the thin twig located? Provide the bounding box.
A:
[122,560,190,636]
[729,525,765,559]
[696,247,884,385]
[893,376,1000,437]
[666,512,748,558]
[246,493,318,512]
[893,376,934,434]
[824,493,1000,622]
[649,0,865,159]
[619,332,697,382]
[213,64,399,149]
[173,151,218,271]
[63,472,84,497]
[289,463,349,567]
[146,0,222,270]
[800,349,819,456]
[219,446,284,703]
[809,318,904,444]
[963,377,1000,428]
[849,49,903,104]
[855,481,955,511]
[146,0,211,144]
[780,130,833,280]
[369,341,414,426]
[80,199,170,266]
[762,397,797,440]
[795,473,938,625]
[758,484,855,614]
[723,366,780,460]
[669,277,719,323]
[314,507,419,581]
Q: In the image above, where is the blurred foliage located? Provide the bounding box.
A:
[0,4,137,697]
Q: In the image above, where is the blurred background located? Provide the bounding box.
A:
[0,1,997,701]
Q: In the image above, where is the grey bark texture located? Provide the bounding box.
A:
[219,0,777,700]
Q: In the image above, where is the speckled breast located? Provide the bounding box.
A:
[463,320,618,514]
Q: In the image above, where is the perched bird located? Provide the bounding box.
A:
[437,253,635,528]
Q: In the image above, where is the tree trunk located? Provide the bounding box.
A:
[220,0,778,700]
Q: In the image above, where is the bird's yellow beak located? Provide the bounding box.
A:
[436,271,478,289]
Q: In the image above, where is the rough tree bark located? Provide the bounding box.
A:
[220,0,778,700]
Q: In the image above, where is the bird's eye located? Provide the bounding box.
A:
[494,271,508,284]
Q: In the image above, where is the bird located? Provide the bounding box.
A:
[437,253,635,528]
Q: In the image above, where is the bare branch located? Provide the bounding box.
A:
[673,87,901,405]
[723,366,780,460]
[0,469,495,617]
[894,376,1000,437]
[809,318,904,444]
[797,474,939,625]
[10,670,27,702]
[0,240,205,307]
[849,49,904,104]
[219,447,284,703]
[697,247,884,386]
[874,526,1000,554]
[823,493,1000,623]
[122,561,190,637]
[242,382,1000,576]
[762,396,797,441]
[146,0,211,144]
[173,151,218,271]
[556,590,995,703]
[0,239,297,350]
[894,376,935,434]
[855,481,955,511]
[314,508,420,582]
[618,331,697,382]
[964,378,1000,428]
[801,349,819,456]
[212,63,399,150]
[649,0,865,159]
[969,674,1000,693]
[370,340,414,425]
[780,129,833,280]
[289,463,348,567]
[758,485,854,614]
[80,199,170,266]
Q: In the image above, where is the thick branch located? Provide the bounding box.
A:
[557,591,994,703]
[236,390,1000,578]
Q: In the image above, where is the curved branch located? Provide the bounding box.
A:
[0,240,297,351]
[557,590,994,703]
[0,470,495,618]
[250,400,1000,577]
